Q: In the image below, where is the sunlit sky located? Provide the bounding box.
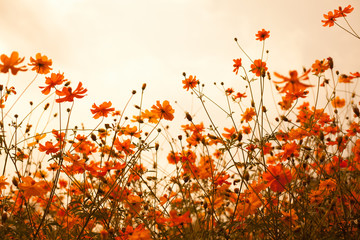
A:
[0,0,359,127]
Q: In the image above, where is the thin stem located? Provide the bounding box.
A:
[4,73,39,118]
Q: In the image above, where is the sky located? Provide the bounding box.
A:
[0,0,359,151]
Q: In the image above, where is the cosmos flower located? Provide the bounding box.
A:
[0,51,27,75]
[28,53,52,74]
[91,101,115,119]
[255,29,270,41]
[273,69,313,94]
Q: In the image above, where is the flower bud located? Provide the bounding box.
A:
[185,112,192,121]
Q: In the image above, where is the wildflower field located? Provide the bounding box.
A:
[0,4,359,240]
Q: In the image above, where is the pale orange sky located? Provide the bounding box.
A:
[0,0,359,125]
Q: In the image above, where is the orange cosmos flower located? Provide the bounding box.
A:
[16,150,29,161]
[0,176,9,190]
[55,82,87,103]
[182,75,198,91]
[18,176,48,198]
[234,92,247,100]
[319,178,337,192]
[236,193,263,217]
[322,11,338,27]
[242,125,251,134]
[338,74,353,83]
[168,210,192,227]
[91,101,115,119]
[222,127,236,139]
[281,209,298,227]
[280,142,299,161]
[121,125,142,138]
[233,58,242,74]
[312,59,329,75]
[350,72,360,78]
[251,59,268,77]
[241,107,256,122]
[28,53,52,74]
[262,164,292,192]
[167,151,180,164]
[225,88,234,95]
[255,29,270,41]
[331,96,345,108]
[273,69,313,94]
[151,100,175,121]
[38,141,60,154]
[0,51,27,75]
[125,225,151,240]
[47,162,60,171]
[336,5,354,17]
[39,72,66,95]
[114,138,135,155]
[141,109,159,123]
[27,132,47,147]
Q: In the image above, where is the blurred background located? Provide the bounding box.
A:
[0,0,359,174]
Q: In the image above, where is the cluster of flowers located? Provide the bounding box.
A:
[0,4,357,240]
[322,5,354,27]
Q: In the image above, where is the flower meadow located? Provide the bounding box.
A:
[0,5,359,240]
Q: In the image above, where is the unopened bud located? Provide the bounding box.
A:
[91,134,97,141]
[353,107,360,117]
[185,112,192,121]
[237,133,243,142]
[327,57,333,69]
[12,177,18,187]
[2,212,7,223]
[243,171,249,181]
